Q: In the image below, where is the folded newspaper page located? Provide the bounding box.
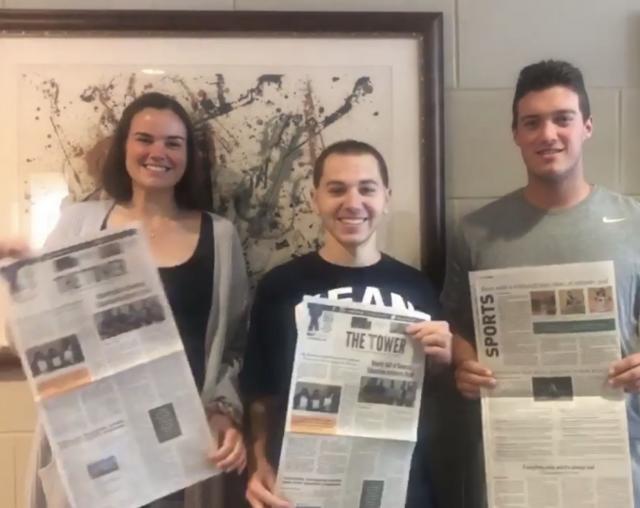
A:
[1,228,217,508]
[277,296,429,507]
[470,261,633,508]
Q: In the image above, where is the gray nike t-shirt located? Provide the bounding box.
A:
[442,185,640,488]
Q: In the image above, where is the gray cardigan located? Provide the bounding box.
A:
[27,200,249,508]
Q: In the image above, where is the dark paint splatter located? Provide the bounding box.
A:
[322,77,373,128]
[214,74,229,113]
[233,75,283,109]
[30,70,378,281]
[224,75,375,245]
[79,80,119,129]
[197,90,216,113]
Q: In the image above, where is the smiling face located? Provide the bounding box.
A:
[312,152,389,257]
[513,85,592,184]
[124,107,188,194]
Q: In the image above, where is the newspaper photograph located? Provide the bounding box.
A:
[470,261,633,508]
[1,228,217,508]
[277,296,429,507]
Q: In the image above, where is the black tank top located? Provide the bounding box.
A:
[158,213,213,391]
[101,209,214,391]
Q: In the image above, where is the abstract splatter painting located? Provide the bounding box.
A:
[18,66,391,281]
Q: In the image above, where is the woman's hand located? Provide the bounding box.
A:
[246,459,292,508]
[207,413,247,473]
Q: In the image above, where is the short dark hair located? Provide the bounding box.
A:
[102,92,207,209]
[512,60,591,130]
[313,140,389,188]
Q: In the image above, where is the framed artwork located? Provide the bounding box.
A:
[0,10,444,355]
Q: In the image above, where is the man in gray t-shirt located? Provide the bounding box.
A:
[442,59,640,507]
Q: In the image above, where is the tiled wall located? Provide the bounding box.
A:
[0,368,36,508]
[2,1,640,506]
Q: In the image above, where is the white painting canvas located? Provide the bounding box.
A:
[18,65,391,279]
[0,37,422,282]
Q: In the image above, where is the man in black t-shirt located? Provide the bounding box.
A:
[240,140,452,508]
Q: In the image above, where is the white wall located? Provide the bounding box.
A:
[4,0,639,217]
[3,0,638,242]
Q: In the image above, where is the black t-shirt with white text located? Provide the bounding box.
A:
[240,251,441,469]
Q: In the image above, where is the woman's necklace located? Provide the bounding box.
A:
[146,222,162,239]
[144,216,175,240]
[120,208,177,241]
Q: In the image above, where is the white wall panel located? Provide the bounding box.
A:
[458,0,640,88]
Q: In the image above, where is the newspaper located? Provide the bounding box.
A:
[277,296,429,507]
[0,228,217,508]
[470,261,633,508]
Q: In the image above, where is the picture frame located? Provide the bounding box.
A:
[0,10,444,367]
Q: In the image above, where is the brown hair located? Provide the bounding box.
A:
[101,92,207,209]
[313,139,389,188]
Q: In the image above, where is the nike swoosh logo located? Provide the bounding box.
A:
[602,217,626,223]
